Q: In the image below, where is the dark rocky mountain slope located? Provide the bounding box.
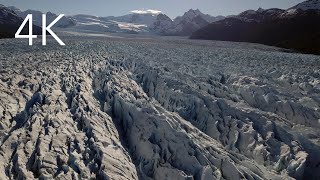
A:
[191,5,320,55]
[0,5,41,39]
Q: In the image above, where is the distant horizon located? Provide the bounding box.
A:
[0,0,305,18]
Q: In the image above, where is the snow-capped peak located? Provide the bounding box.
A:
[289,0,320,10]
[130,9,162,15]
[183,9,203,19]
[257,7,265,13]
[7,6,21,13]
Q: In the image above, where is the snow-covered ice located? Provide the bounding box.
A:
[0,34,319,179]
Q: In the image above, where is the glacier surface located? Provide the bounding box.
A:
[0,34,320,179]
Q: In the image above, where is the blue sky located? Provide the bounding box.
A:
[0,0,305,18]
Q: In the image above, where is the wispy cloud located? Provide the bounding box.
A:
[130,9,162,15]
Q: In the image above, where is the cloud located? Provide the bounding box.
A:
[130,9,162,15]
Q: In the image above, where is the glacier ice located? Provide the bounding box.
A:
[0,35,320,179]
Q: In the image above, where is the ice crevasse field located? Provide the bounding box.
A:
[0,34,320,179]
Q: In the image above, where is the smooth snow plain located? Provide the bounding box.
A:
[0,34,320,180]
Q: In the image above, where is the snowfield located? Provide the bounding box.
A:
[0,34,320,179]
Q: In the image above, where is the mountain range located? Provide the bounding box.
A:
[191,0,320,55]
[151,9,225,36]
[9,7,76,28]
[69,9,224,35]
[0,5,225,36]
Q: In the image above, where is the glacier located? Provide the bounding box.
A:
[0,34,320,179]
